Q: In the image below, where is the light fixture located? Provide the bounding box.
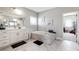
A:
[3,19,7,22]
[13,8,23,15]
[13,18,17,21]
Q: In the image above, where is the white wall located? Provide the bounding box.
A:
[38,7,79,38]
[76,11,79,43]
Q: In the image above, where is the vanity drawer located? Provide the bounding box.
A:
[0,31,8,34]
[0,40,9,47]
[0,35,9,40]
[0,37,9,41]
[0,35,7,38]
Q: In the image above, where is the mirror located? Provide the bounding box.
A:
[0,15,24,29]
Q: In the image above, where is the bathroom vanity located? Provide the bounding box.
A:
[0,28,28,49]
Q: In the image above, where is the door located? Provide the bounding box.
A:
[63,12,77,42]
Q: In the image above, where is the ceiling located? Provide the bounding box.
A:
[0,7,54,13]
[27,7,54,13]
[0,7,11,12]
[0,7,26,18]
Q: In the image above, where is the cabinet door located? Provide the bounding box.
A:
[17,30,24,41]
[23,32,28,40]
[9,31,17,44]
[0,31,10,48]
[0,39,9,48]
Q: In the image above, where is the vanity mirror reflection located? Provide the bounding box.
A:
[0,15,24,30]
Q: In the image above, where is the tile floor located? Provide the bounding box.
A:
[63,33,76,42]
[1,39,79,51]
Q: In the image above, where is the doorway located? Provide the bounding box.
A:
[63,12,77,42]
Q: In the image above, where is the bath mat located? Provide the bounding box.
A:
[11,41,26,49]
[33,40,43,46]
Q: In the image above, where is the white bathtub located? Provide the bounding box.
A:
[31,31,56,44]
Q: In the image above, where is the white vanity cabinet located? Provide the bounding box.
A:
[16,30,25,42]
[10,29,28,43]
[0,29,28,48]
[9,30,18,44]
[23,30,29,40]
[0,31,10,48]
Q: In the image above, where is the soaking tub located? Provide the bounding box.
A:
[31,31,56,44]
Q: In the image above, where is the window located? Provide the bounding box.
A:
[65,20,73,27]
[30,16,37,25]
[38,17,46,26]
